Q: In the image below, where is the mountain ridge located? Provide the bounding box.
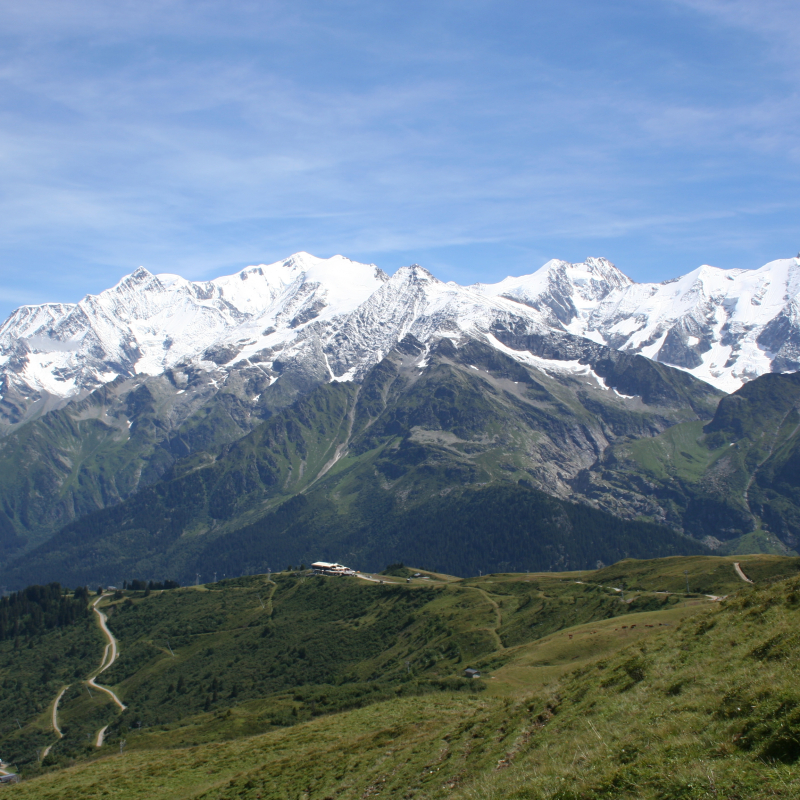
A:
[2,252,799,436]
[6,337,798,589]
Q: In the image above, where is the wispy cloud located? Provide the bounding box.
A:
[0,0,798,320]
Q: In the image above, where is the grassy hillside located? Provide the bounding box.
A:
[592,553,800,593]
[2,555,800,798]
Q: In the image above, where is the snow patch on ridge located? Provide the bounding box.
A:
[485,333,604,384]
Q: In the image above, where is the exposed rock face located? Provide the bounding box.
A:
[475,257,632,326]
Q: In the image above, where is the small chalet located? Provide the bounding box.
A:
[463,668,481,679]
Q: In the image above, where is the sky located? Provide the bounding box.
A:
[0,0,799,319]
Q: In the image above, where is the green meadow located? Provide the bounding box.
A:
[2,554,800,798]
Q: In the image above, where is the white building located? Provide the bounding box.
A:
[311,561,355,576]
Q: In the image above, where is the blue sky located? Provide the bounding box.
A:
[0,0,798,318]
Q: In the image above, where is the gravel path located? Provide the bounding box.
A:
[734,562,754,584]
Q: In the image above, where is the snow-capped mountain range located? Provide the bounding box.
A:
[478,255,800,393]
[1,251,798,427]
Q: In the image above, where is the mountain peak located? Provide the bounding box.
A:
[112,266,157,291]
[471,257,631,328]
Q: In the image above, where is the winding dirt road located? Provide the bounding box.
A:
[50,686,67,737]
[464,586,504,650]
[40,685,69,759]
[89,594,126,712]
[95,725,109,747]
[39,593,126,761]
[356,573,383,583]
